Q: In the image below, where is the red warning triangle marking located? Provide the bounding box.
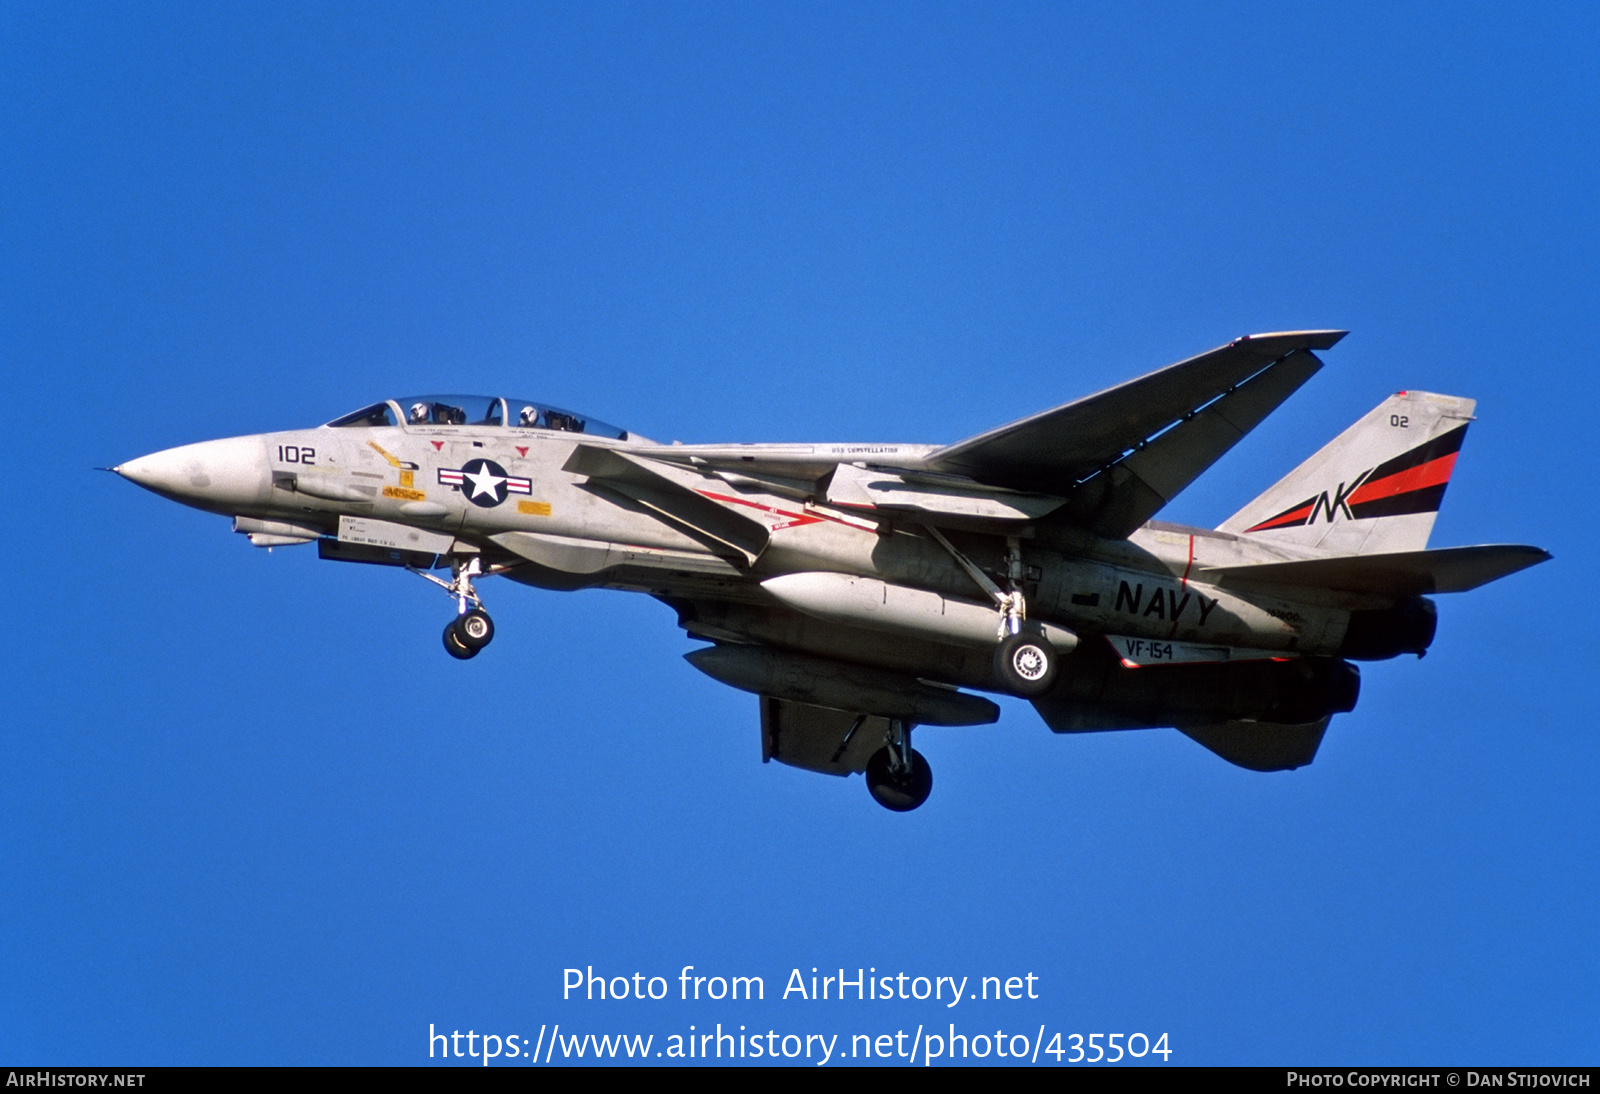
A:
[431,441,444,451]
[515,446,528,456]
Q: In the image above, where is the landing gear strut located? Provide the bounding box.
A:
[414,556,496,661]
[865,720,932,812]
[925,527,1058,697]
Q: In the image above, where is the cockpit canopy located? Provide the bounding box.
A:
[326,395,628,440]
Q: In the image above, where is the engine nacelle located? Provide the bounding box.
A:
[1050,650,1361,728]
[1340,596,1437,661]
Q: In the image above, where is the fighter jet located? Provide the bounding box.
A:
[114,331,1549,810]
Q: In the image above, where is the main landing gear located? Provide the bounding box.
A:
[925,528,1059,697]
[412,556,497,661]
[865,720,932,812]
[994,625,1057,697]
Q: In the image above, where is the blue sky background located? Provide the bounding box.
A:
[4,2,1595,1066]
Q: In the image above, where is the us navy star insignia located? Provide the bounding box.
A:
[437,459,532,507]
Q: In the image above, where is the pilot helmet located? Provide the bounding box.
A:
[410,402,429,423]
[519,405,539,426]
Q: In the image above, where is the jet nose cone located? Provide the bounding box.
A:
[114,436,270,512]
[114,451,186,492]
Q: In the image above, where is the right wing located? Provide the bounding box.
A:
[760,697,893,776]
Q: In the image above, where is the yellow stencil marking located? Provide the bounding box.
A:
[366,441,403,468]
[399,470,414,488]
[518,500,552,516]
[383,486,426,501]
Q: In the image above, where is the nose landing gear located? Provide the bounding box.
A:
[413,556,497,660]
[443,608,495,659]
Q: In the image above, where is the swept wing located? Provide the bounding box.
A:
[925,330,1345,536]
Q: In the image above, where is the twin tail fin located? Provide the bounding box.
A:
[1216,391,1474,556]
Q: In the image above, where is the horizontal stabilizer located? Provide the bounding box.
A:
[1176,718,1330,772]
[1027,705,1329,771]
[926,330,1346,495]
[1201,544,1552,596]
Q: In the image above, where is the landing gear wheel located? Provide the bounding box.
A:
[865,747,933,812]
[443,619,478,660]
[995,631,1057,696]
[455,608,494,650]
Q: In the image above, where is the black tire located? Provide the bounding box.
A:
[443,619,478,660]
[865,747,933,812]
[994,631,1056,696]
[456,608,494,650]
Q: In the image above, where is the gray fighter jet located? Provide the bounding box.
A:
[115,331,1549,810]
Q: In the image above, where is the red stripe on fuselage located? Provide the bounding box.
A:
[1170,534,1195,638]
[695,490,833,531]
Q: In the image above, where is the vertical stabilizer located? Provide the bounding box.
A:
[1217,391,1475,555]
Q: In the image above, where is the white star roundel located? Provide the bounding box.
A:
[437,459,532,507]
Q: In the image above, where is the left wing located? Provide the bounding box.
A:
[585,332,1344,541]
[923,331,1344,535]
